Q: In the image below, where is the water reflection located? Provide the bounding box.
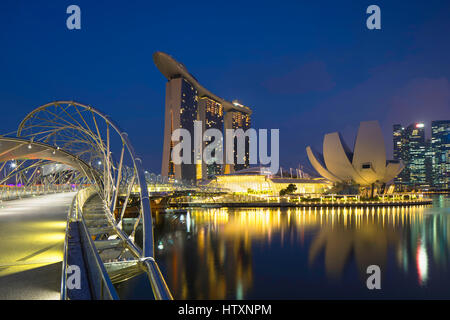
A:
[153,210,253,299]
[153,195,450,299]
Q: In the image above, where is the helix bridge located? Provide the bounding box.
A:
[0,101,172,299]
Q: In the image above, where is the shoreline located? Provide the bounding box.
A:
[166,199,433,209]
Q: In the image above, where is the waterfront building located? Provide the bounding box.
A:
[154,52,252,182]
[209,167,331,195]
[306,121,403,189]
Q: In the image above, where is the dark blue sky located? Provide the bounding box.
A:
[1,0,449,173]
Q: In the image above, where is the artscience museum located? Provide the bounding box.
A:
[306,121,404,188]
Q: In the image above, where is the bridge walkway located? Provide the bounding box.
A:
[0,192,76,299]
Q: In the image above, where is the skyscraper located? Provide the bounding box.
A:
[393,124,408,185]
[405,123,427,187]
[424,139,434,187]
[431,120,450,189]
[154,52,252,182]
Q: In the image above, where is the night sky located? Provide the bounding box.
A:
[1,1,450,173]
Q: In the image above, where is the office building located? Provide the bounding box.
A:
[405,123,427,186]
[393,124,408,185]
[431,120,450,188]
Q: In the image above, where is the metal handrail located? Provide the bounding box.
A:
[62,188,172,300]
[0,184,74,202]
[77,187,172,299]
[99,198,173,300]
[60,195,77,300]
[142,259,173,300]
[61,188,119,300]
[78,213,119,300]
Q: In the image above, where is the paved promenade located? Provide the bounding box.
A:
[0,193,75,299]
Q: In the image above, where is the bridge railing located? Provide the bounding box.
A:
[61,187,119,300]
[0,184,76,202]
[142,259,173,300]
[62,187,172,300]
[61,195,76,300]
[91,188,173,300]
[78,212,119,300]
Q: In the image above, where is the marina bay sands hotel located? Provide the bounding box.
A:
[153,52,252,182]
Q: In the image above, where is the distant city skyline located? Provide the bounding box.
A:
[393,120,449,189]
[1,1,450,174]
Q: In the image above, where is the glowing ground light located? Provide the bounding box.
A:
[416,238,428,286]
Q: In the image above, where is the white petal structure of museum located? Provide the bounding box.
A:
[306,121,404,186]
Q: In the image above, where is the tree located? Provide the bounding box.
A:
[326,182,360,195]
[280,183,297,196]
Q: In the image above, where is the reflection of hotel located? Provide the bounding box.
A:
[154,211,253,299]
[154,203,449,298]
[153,52,252,182]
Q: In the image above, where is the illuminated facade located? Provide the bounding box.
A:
[405,123,427,186]
[393,124,408,185]
[209,167,330,195]
[307,121,403,187]
[154,52,252,182]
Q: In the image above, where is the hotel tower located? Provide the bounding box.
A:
[153,52,252,183]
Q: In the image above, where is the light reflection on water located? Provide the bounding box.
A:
[120,195,450,299]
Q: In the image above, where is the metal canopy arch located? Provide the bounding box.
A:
[16,101,155,258]
[0,136,100,186]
